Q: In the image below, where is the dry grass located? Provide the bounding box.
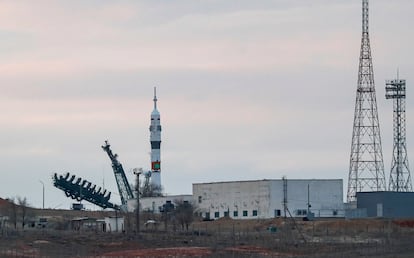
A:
[1,217,414,257]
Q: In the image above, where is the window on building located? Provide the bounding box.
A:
[215,212,220,218]
[333,210,338,216]
[243,210,248,217]
[275,209,281,217]
[233,211,238,217]
[252,210,258,216]
[205,212,210,220]
[296,209,307,216]
[198,196,202,203]
[224,211,229,217]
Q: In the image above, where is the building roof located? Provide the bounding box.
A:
[71,217,97,221]
[0,198,9,207]
[192,178,343,186]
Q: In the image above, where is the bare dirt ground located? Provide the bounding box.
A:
[1,218,414,257]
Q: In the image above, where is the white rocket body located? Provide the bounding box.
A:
[149,88,161,190]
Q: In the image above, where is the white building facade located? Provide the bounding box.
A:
[103,217,124,232]
[193,179,344,220]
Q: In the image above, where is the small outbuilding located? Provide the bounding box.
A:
[103,216,124,232]
[71,217,99,231]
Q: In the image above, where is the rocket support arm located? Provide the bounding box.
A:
[102,140,135,205]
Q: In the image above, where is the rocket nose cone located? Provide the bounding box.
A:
[151,109,160,116]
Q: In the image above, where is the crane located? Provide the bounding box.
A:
[102,140,134,207]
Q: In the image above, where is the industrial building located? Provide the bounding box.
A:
[356,192,414,218]
[194,179,344,220]
[132,179,345,220]
[128,195,193,213]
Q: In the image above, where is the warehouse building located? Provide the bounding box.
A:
[193,179,344,220]
[356,191,414,218]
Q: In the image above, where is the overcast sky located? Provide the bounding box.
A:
[0,0,413,210]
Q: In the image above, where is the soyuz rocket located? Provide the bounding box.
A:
[149,87,162,190]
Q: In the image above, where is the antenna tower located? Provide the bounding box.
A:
[347,0,386,202]
[386,77,412,191]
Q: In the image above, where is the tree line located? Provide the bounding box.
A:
[0,197,31,230]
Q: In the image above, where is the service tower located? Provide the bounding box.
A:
[149,87,162,192]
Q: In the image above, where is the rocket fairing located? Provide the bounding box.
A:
[150,87,162,189]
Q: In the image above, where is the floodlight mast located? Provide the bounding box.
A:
[385,78,412,192]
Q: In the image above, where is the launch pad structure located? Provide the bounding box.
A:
[51,1,414,217]
[53,89,164,210]
[102,141,135,207]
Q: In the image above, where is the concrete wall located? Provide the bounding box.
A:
[194,179,344,220]
[357,191,414,218]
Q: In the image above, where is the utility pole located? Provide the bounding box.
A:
[39,180,45,209]
[282,176,287,218]
[133,168,142,234]
[307,184,310,216]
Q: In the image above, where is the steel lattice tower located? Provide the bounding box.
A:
[347,0,386,203]
[386,78,412,191]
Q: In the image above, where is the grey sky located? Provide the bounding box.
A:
[0,0,413,209]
